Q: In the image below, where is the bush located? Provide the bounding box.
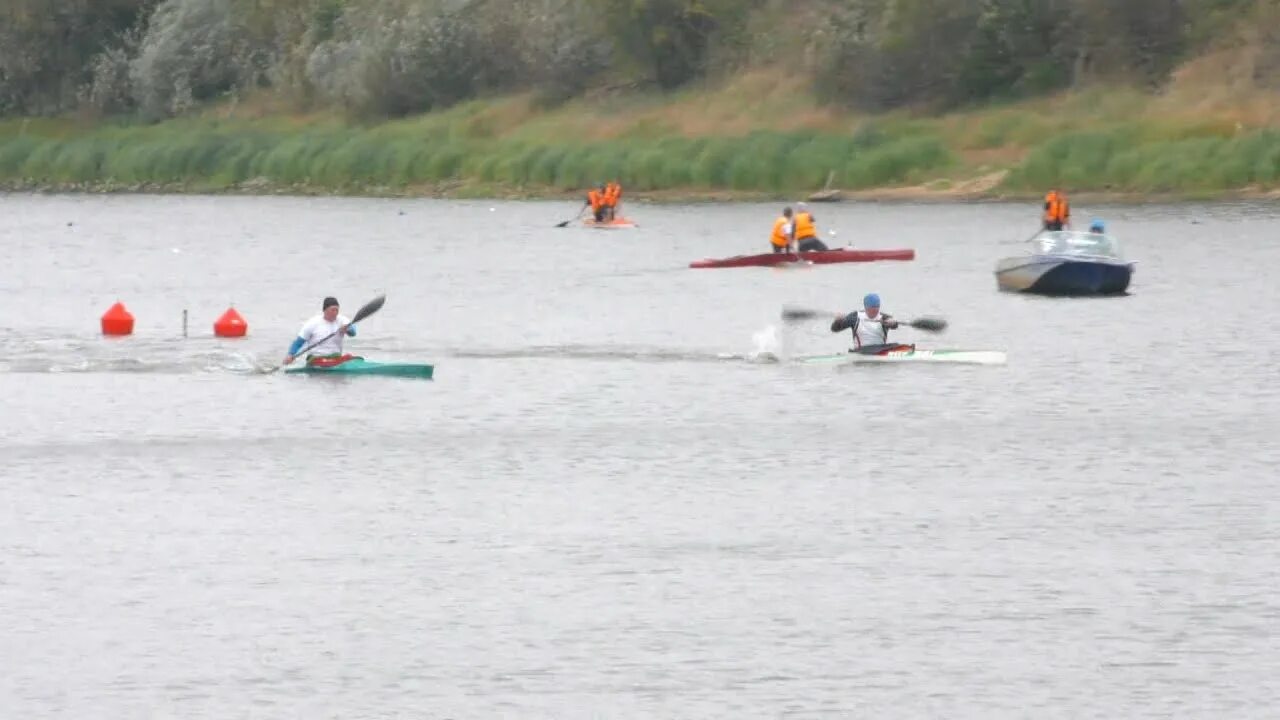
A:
[82,27,145,115]
[307,2,534,118]
[130,0,247,118]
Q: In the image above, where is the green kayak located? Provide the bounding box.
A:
[284,355,434,379]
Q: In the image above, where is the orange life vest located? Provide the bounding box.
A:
[771,216,790,247]
[1044,192,1069,224]
[588,189,605,212]
[605,183,621,207]
[793,211,816,240]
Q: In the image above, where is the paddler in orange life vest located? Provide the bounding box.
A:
[604,181,622,221]
[770,207,793,253]
[587,184,608,223]
[1043,189,1070,231]
[792,202,829,252]
[830,293,908,353]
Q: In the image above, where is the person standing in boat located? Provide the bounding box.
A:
[604,181,622,221]
[770,207,793,254]
[587,184,608,223]
[830,293,907,353]
[792,202,829,252]
[1043,189,1070,231]
[282,296,356,366]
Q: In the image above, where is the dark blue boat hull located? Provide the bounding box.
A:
[1030,260,1134,295]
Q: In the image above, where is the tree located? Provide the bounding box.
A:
[0,0,157,114]
[817,0,984,110]
[1071,0,1187,85]
[597,0,752,89]
[956,0,1075,101]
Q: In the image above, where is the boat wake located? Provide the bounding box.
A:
[0,334,272,375]
[438,343,733,364]
[1,350,269,375]
[0,332,810,376]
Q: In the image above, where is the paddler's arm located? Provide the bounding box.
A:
[830,312,857,333]
[283,336,306,365]
[880,314,900,329]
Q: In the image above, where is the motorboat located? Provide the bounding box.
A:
[995,230,1134,295]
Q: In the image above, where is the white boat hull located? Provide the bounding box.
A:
[994,256,1064,291]
[799,349,1007,366]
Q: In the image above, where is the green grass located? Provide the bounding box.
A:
[0,118,957,195]
[3,83,1280,198]
[1003,127,1280,192]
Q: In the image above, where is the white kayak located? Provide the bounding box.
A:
[799,348,1007,366]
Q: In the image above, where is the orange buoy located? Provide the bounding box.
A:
[101,301,134,336]
[213,306,248,338]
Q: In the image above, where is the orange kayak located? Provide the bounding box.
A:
[583,217,637,229]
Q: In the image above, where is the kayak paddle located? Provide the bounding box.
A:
[780,305,947,332]
[1003,228,1046,245]
[556,203,588,228]
[270,294,386,372]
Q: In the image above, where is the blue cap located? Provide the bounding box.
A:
[863,293,880,309]
[1090,219,1105,232]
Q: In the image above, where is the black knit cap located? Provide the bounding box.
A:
[322,296,339,309]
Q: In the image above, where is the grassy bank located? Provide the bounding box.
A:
[4,72,1280,201]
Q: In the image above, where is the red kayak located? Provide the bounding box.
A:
[689,248,915,269]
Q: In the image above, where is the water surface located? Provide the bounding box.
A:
[2,193,1277,718]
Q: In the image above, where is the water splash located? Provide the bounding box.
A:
[746,325,786,363]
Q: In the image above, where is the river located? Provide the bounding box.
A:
[2,193,1277,718]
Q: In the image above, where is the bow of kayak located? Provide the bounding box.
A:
[284,356,435,378]
[799,348,1006,366]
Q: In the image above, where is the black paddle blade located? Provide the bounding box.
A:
[351,294,386,324]
[907,316,947,332]
[781,306,827,323]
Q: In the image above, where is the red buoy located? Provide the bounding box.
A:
[213,306,248,338]
[101,301,134,336]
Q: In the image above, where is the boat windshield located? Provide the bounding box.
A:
[1034,230,1121,258]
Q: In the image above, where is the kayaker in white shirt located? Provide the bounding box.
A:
[830,293,908,352]
[282,296,357,365]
